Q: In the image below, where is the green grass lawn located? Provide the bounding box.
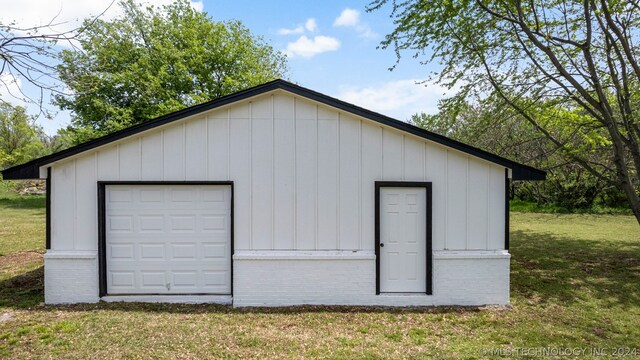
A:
[1,189,639,359]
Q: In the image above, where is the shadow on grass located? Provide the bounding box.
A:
[0,196,46,209]
[0,266,44,309]
[511,229,640,308]
[2,229,638,313]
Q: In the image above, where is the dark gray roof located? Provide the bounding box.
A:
[1,79,545,180]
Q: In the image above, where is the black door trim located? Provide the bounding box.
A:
[97,181,234,298]
[45,167,52,250]
[375,181,433,295]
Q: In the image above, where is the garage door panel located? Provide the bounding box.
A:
[109,271,136,288]
[139,243,165,259]
[108,244,135,259]
[106,184,231,295]
[139,215,165,232]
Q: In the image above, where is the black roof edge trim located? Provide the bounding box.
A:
[1,79,546,181]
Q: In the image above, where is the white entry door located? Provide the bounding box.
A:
[380,187,427,293]
[105,184,231,295]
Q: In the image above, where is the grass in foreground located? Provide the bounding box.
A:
[0,186,45,255]
[0,192,639,358]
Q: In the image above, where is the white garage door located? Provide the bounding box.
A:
[105,184,231,295]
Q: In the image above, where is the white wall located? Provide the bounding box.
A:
[233,251,510,307]
[49,90,506,254]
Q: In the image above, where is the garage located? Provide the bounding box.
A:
[100,183,232,296]
[2,79,545,305]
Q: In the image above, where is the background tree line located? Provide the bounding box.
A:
[410,95,628,212]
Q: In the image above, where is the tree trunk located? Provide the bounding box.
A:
[609,131,640,224]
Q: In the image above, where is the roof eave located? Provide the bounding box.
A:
[0,79,547,181]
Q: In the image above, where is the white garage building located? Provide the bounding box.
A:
[2,80,545,306]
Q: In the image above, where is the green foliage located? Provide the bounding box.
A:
[370,0,640,223]
[411,95,628,211]
[55,0,288,143]
[0,102,46,170]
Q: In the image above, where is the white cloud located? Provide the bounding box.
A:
[190,1,204,12]
[285,35,340,58]
[277,25,304,35]
[277,18,317,35]
[333,8,377,39]
[305,18,317,32]
[333,8,359,27]
[336,79,457,120]
[0,0,204,39]
[0,75,27,107]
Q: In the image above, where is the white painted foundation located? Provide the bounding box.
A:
[232,250,510,307]
[44,251,99,304]
[44,250,509,306]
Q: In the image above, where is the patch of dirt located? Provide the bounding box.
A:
[0,312,14,323]
[0,251,43,270]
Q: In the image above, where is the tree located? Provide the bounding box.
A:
[0,101,45,170]
[410,96,623,210]
[369,0,640,224]
[0,4,113,111]
[54,0,288,142]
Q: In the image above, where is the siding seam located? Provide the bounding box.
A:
[380,127,384,179]
[205,115,209,179]
[271,95,275,250]
[116,144,120,180]
[293,98,297,249]
[226,109,230,179]
[315,104,319,250]
[423,142,427,181]
[249,102,253,249]
[401,135,405,180]
[444,149,448,250]
[486,166,491,250]
[73,160,77,250]
[466,156,470,250]
[336,112,340,249]
[138,137,142,180]
[358,119,362,250]
[160,131,164,181]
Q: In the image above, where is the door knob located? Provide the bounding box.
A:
[380,243,384,247]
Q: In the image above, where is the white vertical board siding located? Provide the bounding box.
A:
[141,132,162,180]
[295,98,317,250]
[185,118,207,180]
[119,139,140,180]
[163,126,185,180]
[425,144,447,251]
[404,136,425,181]
[339,114,361,250]
[382,129,403,179]
[229,106,251,250]
[74,155,97,250]
[251,97,274,250]
[467,160,489,249]
[273,94,295,249]
[207,111,229,180]
[97,145,119,180]
[317,106,339,249]
[50,91,507,253]
[446,151,468,250]
[52,161,76,250]
[488,165,506,249]
[360,122,382,251]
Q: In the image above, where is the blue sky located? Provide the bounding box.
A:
[1,0,449,135]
